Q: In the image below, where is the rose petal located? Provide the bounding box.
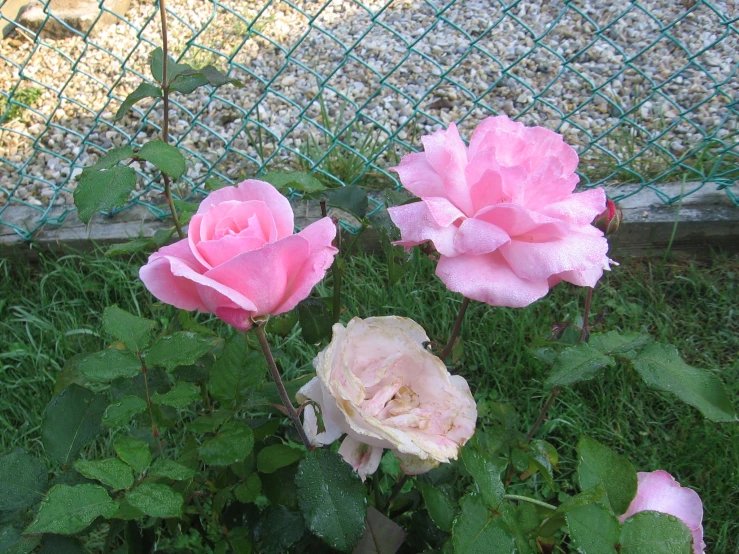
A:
[436,252,550,308]
[421,123,473,215]
[388,199,462,256]
[620,470,705,554]
[363,316,429,346]
[390,151,447,199]
[202,223,336,319]
[453,217,510,255]
[500,229,609,282]
[195,179,294,238]
[338,435,384,481]
[540,188,607,226]
[139,239,208,311]
[394,451,439,476]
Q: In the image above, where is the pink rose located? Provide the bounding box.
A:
[296,316,477,480]
[139,179,338,330]
[620,470,705,554]
[388,115,611,308]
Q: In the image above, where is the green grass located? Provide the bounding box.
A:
[0,249,737,552]
[0,86,44,123]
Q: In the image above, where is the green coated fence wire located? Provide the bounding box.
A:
[0,0,736,240]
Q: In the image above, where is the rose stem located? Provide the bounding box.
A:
[503,494,556,511]
[138,352,164,455]
[522,286,595,444]
[439,296,471,362]
[158,0,185,239]
[253,324,313,450]
[384,474,410,514]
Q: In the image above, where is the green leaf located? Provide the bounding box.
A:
[187,409,230,433]
[38,535,86,554]
[234,473,262,504]
[137,140,186,181]
[577,436,637,516]
[148,459,195,481]
[416,479,455,533]
[78,349,141,382]
[113,436,152,474]
[0,524,40,554]
[42,385,108,466]
[125,483,183,518]
[74,166,137,224]
[266,310,299,337]
[353,506,407,554]
[452,493,515,554]
[114,82,162,121]
[296,449,367,552]
[0,450,46,511]
[588,331,652,360]
[204,177,232,191]
[260,171,326,194]
[24,484,118,535]
[168,72,208,94]
[83,145,134,172]
[197,65,244,87]
[105,228,175,257]
[102,396,147,427]
[256,505,305,554]
[257,444,304,474]
[326,185,368,219]
[145,331,212,371]
[545,343,615,388]
[525,440,557,488]
[151,382,200,408]
[566,503,620,554]
[102,306,157,352]
[149,47,190,86]
[199,422,254,466]
[209,335,266,408]
[297,298,334,344]
[74,459,134,491]
[632,343,737,422]
[460,446,505,509]
[619,511,692,554]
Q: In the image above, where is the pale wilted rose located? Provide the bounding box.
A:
[296,316,477,479]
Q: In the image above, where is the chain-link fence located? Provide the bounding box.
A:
[1,0,737,240]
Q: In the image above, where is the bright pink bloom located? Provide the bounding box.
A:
[388,115,611,308]
[297,316,477,480]
[621,470,705,554]
[139,180,337,330]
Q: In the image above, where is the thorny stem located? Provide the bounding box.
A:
[253,324,313,450]
[385,474,410,514]
[439,296,471,362]
[508,286,596,485]
[504,494,557,511]
[159,0,185,239]
[138,353,164,455]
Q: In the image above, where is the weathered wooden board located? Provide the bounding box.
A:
[1,182,737,259]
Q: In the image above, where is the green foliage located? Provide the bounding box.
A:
[297,297,334,343]
[74,458,134,490]
[209,335,266,408]
[102,396,147,427]
[452,494,515,554]
[25,484,118,535]
[325,185,369,219]
[545,342,615,388]
[145,331,212,371]
[198,422,254,466]
[151,382,200,408]
[125,484,183,518]
[619,511,693,554]
[102,306,157,352]
[633,343,737,422]
[114,82,162,121]
[566,503,620,554]
[41,386,107,467]
[73,166,137,224]
[0,450,46,511]
[260,171,326,194]
[78,349,141,382]
[461,446,505,509]
[0,86,43,122]
[296,449,367,552]
[113,436,152,474]
[257,444,303,474]
[577,436,637,516]
[137,140,186,181]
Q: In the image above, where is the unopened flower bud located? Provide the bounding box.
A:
[593,198,622,235]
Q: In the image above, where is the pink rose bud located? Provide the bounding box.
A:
[620,470,705,554]
[592,198,622,235]
[139,180,338,330]
[388,115,613,308]
[296,316,477,480]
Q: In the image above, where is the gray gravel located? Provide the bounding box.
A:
[0,0,736,209]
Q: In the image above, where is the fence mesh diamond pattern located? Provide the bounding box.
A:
[1,0,737,239]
